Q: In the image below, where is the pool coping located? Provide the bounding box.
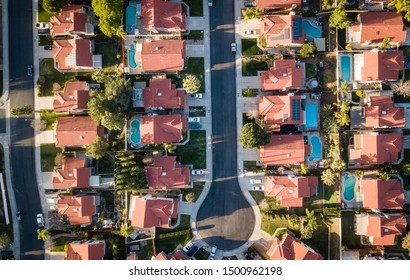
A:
[341,172,358,207]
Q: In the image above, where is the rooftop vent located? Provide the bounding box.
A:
[287,153,291,158]
[69,95,74,99]
[157,92,162,96]
[381,111,387,115]
[80,135,85,140]
[68,172,74,177]
[161,172,167,176]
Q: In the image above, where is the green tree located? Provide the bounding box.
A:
[329,8,351,29]
[115,152,147,194]
[336,81,352,97]
[289,214,300,228]
[42,0,68,15]
[241,8,263,22]
[92,0,124,37]
[11,105,34,117]
[379,37,391,52]
[182,74,201,94]
[37,229,49,241]
[301,225,313,239]
[185,192,196,203]
[402,232,410,255]
[0,233,10,249]
[322,117,340,134]
[388,0,410,21]
[243,87,256,97]
[321,168,337,186]
[293,163,310,175]
[377,163,397,181]
[320,104,334,119]
[86,137,109,159]
[355,90,364,98]
[239,122,270,149]
[391,80,410,98]
[91,69,108,84]
[330,159,346,172]
[300,42,317,58]
[120,224,134,237]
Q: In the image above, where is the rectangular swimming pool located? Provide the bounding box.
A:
[340,55,351,82]
[305,103,318,128]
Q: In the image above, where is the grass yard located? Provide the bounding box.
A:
[155,215,192,253]
[261,213,294,235]
[37,0,53,22]
[341,211,363,250]
[189,106,206,117]
[171,130,206,169]
[242,39,262,56]
[305,63,317,79]
[182,182,205,202]
[39,36,52,46]
[244,161,264,173]
[184,30,204,40]
[303,224,329,259]
[137,239,154,260]
[94,39,121,73]
[39,59,76,96]
[186,57,205,93]
[51,236,79,252]
[193,247,210,260]
[183,0,203,16]
[242,60,268,76]
[324,185,339,205]
[40,143,62,171]
[40,110,67,130]
[96,154,115,174]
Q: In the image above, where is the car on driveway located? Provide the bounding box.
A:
[37,213,44,227]
[250,179,262,184]
[187,245,199,257]
[244,1,256,7]
[251,185,264,191]
[231,43,236,54]
[189,123,202,129]
[188,117,201,123]
[192,169,205,175]
[244,30,257,35]
[44,45,52,50]
[208,246,217,260]
[193,93,203,98]
[27,65,33,76]
[183,241,193,252]
[36,23,49,29]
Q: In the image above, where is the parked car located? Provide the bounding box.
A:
[188,117,201,123]
[16,211,21,221]
[192,169,205,175]
[231,43,236,54]
[38,29,50,35]
[36,23,49,29]
[27,65,33,76]
[250,179,262,184]
[189,123,202,129]
[244,1,256,7]
[208,246,217,260]
[183,241,193,252]
[244,30,257,35]
[44,45,52,50]
[193,93,203,98]
[37,213,44,228]
[251,185,264,191]
[187,245,199,257]
[208,0,213,6]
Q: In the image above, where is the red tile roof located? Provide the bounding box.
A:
[141,114,186,144]
[53,81,90,113]
[65,240,105,260]
[257,0,302,9]
[260,15,305,46]
[143,78,185,109]
[53,157,91,189]
[261,60,303,91]
[55,116,103,148]
[265,176,318,207]
[360,179,404,210]
[142,0,186,32]
[260,135,310,165]
[349,133,403,165]
[129,195,178,228]
[141,40,186,72]
[58,194,97,225]
[267,234,323,260]
[53,39,93,71]
[146,156,190,189]
[50,5,86,37]
[361,51,404,82]
[355,12,406,44]
[365,214,406,246]
[365,96,405,128]
[154,250,190,260]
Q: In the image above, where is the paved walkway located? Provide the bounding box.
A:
[37,97,53,110]
[186,17,205,30]
[329,217,341,260]
[177,201,194,215]
[404,135,410,149]
[242,76,261,89]
[186,43,205,57]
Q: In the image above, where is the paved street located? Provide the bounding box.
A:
[195,0,255,251]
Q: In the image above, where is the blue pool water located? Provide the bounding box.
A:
[305,103,318,128]
[343,174,356,201]
[128,44,137,69]
[308,135,322,162]
[340,55,351,82]
[130,119,141,144]
[302,20,321,39]
[126,5,136,34]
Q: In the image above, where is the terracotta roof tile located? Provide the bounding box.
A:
[146,156,190,189]
[53,81,89,113]
[361,51,404,81]
[53,39,93,71]
[143,78,185,109]
[55,116,102,148]
[65,241,105,260]
[267,234,323,260]
[365,214,406,246]
[58,194,97,225]
[260,135,309,165]
[141,40,186,72]
[52,157,91,189]
[142,0,186,32]
[50,5,86,37]
[140,115,186,144]
[360,179,404,210]
[257,0,302,9]
[261,60,303,91]
[260,15,305,46]
[364,96,405,128]
[259,95,304,129]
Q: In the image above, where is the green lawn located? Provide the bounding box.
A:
[96,154,115,174]
[137,239,154,260]
[155,215,192,253]
[183,0,203,16]
[37,0,53,22]
[189,106,206,117]
[186,57,205,93]
[171,130,206,169]
[184,30,204,40]
[40,110,67,130]
[40,143,62,171]
[242,39,263,56]
[303,224,329,259]
[94,39,121,73]
[244,161,264,173]
[305,63,317,79]
[341,211,363,250]
[182,182,204,202]
[39,59,76,96]
[39,36,52,46]
[261,214,292,235]
[193,247,210,260]
[324,185,339,205]
[242,60,268,76]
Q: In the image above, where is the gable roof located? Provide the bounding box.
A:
[364,96,405,128]
[53,157,91,189]
[129,195,178,228]
[261,60,303,91]
[349,133,403,165]
[260,135,310,165]
[53,81,90,113]
[267,234,323,260]
[143,78,185,109]
[55,116,103,148]
[141,0,186,32]
[50,5,87,37]
[58,194,97,225]
[65,240,105,260]
[140,115,186,144]
[361,51,404,81]
[360,179,404,210]
[146,156,190,189]
[141,40,186,72]
[53,39,93,71]
[359,214,407,246]
[257,0,302,9]
[265,176,318,207]
[260,15,305,46]
[259,95,304,129]
[154,250,190,260]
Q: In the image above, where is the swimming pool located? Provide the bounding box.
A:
[128,44,137,69]
[130,119,141,144]
[340,55,351,82]
[308,135,322,162]
[342,173,356,201]
[305,103,318,128]
[302,20,321,39]
[126,5,136,34]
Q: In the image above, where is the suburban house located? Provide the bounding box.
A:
[53,39,102,72]
[348,132,403,166]
[256,0,301,10]
[260,15,306,47]
[355,213,407,246]
[264,176,318,207]
[141,0,186,34]
[347,12,407,48]
[260,60,303,91]
[57,194,99,225]
[136,40,186,72]
[359,179,404,210]
[146,156,190,189]
[49,5,94,38]
[153,250,190,260]
[143,78,185,109]
[55,116,105,148]
[140,114,186,144]
[259,94,304,131]
[53,157,91,189]
[128,195,178,229]
[65,240,105,260]
[260,135,310,165]
[266,233,323,260]
[53,81,90,113]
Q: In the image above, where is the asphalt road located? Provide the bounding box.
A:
[196,0,256,251]
[8,0,44,259]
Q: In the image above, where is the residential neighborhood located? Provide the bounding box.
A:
[1,0,410,264]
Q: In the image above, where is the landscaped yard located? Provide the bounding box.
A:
[242,39,263,56]
[189,106,206,117]
[182,182,205,202]
[341,211,363,250]
[305,63,317,79]
[186,57,205,93]
[96,154,115,174]
[303,224,329,259]
[40,110,67,130]
[136,239,154,260]
[155,215,192,253]
[38,0,53,22]
[171,130,206,169]
[51,236,80,252]
[261,213,296,235]
[242,60,268,76]
[40,143,62,171]
[244,161,264,173]
[184,30,204,40]
[39,36,52,46]
[193,247,210,260]
[94,39,121,73]
[183,0,203,16]
[39,59,76,96]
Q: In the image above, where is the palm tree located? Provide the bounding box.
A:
[336,81,352,97]
[241,7,263,22]
[246,109,259,120]
[37,229,49,241]
[402,232,410,253]
[321,169,337,186]
[391,80,410,98]
[334,111,350,127]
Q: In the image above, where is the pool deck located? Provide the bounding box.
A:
[341,172,359,208]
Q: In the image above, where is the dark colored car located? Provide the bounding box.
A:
[189,123,202,129]
[44,45,52,50]
[244,1,256,7]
